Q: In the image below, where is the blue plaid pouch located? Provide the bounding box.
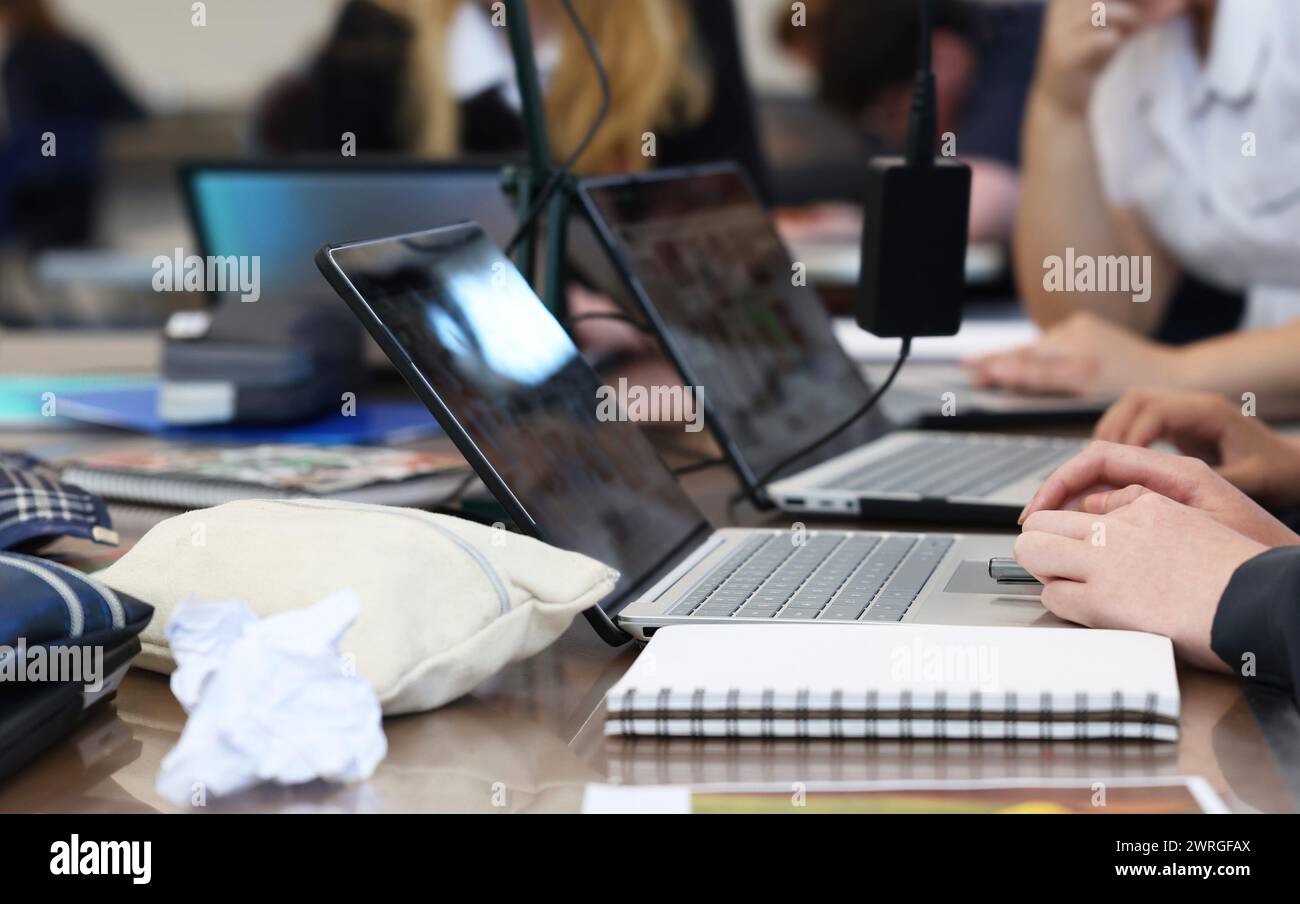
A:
[0,452,117,552]
[0,551,152,654]
[0,551,153,780]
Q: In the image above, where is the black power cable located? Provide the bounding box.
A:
[750,339,911,490]
[671,457,729,478]
[906,0,938,166]
[750,0,938,490]
[504,0,611,258]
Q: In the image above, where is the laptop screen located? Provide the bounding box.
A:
[185,165,518,303]
[323,225,709,612]
[580,166,885,485]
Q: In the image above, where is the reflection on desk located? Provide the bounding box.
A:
[580,671,1295,814]
[0,585,1295,813]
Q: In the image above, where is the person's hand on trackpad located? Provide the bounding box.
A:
[1015,491,1264,671]
[1019,441,1300,548]
[961,312,1184,398]
[1015,440,1298,671]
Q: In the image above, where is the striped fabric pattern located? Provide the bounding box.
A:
[0,452,117,551]
[0,551,152,649]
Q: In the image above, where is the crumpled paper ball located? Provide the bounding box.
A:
[156,590,387,806]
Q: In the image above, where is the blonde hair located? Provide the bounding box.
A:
[375,0,711,172]
[544,0,711,174]
[372,0,462,157]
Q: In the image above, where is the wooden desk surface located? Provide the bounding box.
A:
[1,333,1298,813]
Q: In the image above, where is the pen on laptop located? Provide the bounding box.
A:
[988,557,1042,586]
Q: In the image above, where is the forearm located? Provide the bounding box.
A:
[1014,94,1167,332]
[1213,548,1300,706]
[1178,323,1300,419]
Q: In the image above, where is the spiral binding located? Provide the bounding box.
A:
[613,686,1169,740]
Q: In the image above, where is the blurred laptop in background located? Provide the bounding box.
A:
[166,160,635,426]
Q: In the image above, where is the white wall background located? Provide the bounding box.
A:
[52,0,345,112]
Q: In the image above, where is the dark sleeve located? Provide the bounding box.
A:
[72,43,145,123]
[658,0,772,205]
[1156,274,1245,345]
[954,3,1043,168]
[255,0,411,154]
[4,37,143,124]
[459,89,527,156]
[1212,547,1300,705]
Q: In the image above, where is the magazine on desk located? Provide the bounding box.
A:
[583,777,1228,815]
[60,444,473,510]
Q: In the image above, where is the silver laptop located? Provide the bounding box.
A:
[316,223,1055,644]
[869,358,1112,425]
[791,240,1112,423]
[577,164,1085,524]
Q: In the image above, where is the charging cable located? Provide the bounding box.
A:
[751,337,912,489]
[504,0,610,258]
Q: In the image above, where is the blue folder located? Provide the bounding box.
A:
[54,385,442,446]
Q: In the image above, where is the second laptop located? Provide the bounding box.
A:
[578,163,1085,525]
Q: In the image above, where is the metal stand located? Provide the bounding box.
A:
[501,0,573,320]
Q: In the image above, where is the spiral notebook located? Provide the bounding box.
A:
[606,624,1180,741]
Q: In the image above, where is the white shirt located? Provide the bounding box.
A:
[1090,0,1300,329]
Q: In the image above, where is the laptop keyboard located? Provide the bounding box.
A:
[829,435,1077,498]
[669,532,955,623]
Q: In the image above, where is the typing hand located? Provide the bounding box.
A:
[1095,389,1300,507]
[1020,441,1300,549]
[962,312,1184,398]
[1016,492,1263,671]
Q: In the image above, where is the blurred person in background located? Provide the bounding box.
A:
[1016,440,1300,704]
[258,0,769,368]
[780,0,1043,244]
[258,0,768,189]
[966,0,1300,416]
[773,0,828,68]
[0,0,143,252]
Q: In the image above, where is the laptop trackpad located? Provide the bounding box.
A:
[943,560,1041,597]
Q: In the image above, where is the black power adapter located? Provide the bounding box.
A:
[857,157,970,337]
[743,0,973,493]
[855,0,971,339]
